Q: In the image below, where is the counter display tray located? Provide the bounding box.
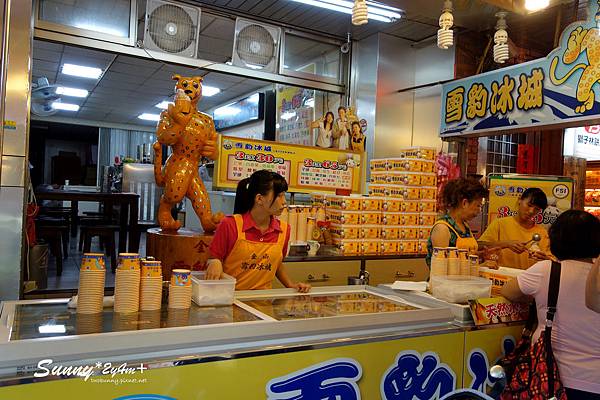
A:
[378,284,473,323]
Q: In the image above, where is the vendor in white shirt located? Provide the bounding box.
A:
[311,111,334,148]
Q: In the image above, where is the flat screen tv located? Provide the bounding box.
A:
[213,93,264,131]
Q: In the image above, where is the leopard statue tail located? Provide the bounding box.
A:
[153,141,166,187]
[549,56,587,86]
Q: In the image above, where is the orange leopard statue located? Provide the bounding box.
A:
[153,74,224,232]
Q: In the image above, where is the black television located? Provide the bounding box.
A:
[213,93,264,131]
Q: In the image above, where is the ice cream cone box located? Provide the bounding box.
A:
[330,224,361,239]
[369,172,389,184]
[399,186,420,200]
[418,226,433,240]
[381,197,402,212]
[386,158,422,172]
[400,200,419,213]
[421,159,435,173]
[420,186,437,200]
[361,240,380,255]
[333,238,362,255]
[146,227,214,280]
[402,146,436,160]
[369,158,387,172]
[361,225,381,239]
[368,184,388,197]
[419,200,437,213]
[380,241,398,254]
[326,209,362,225]
[325,194,362,211]
[400,212,419,226]
[382,226,401,240]
[479,267,523,296]
[420,212,438,226]
[382,212,402,225]
[420,173,437,186]
[399,226,419,240]
[310,193,327,206]
[388,172,420,186]
[361,197,382,211]
[361,212,381,225]
[398,240,418,254]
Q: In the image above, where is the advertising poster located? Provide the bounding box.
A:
[564,125,600,161]
[487,174,573,228]
[440,1,600,137]
[275,85,315,146]
[215,135,363,194]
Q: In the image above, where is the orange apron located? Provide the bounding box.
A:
[223,214,287,290]
[432,220,479,254]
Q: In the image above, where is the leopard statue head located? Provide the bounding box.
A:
[172,74,204,104]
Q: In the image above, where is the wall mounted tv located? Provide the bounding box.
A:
[213,93,264,131]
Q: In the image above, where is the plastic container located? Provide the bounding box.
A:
[430,275,492,304]
[191,271,236,306]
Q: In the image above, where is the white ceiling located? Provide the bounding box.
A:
[32,38,270,127]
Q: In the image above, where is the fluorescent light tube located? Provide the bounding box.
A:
[51,102,79,111]
[155,101,170,109]
[38,324,66,334]
[290,0,401,22]
[61,63,103,79]
[202,85,221,97]
[138,113,161,121]
[56,87,89,98]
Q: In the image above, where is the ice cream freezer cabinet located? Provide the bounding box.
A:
[0,286,522,399]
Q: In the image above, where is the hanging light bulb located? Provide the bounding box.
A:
[437,0,454,50]
[352,0,369,26]
[493,12,510,64]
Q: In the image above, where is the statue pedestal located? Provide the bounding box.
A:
[146,228,214,280]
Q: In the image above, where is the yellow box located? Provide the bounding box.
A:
[362,240,380,254]
[400,212,419,226]
[326,209,362,225]
[370,172,389,184]
[420,212,437,226]
[381,197,402,212]
[330,224,361,239]
[369,158,387,172]
[419,200,437,213]
[420,173,437,186]
[388,185,407,198]
[382,226,401,240]
[388,172,421,186]
[402,186,420,200]
[398,240,418,254]
[333,238,362,255]
[382,212,402,225]
[417,240,428,255]
[400,200,419,213]
[361,225,381,239]
[310,193,327,206]
[402,146,436,160]
[387,158,422,172]
[479,267,522,296]
[380,241,398,254]
[361,197,382,211]
[421,159,435,173]
[325,195,362,211]
[368,184,387,197]
[418,226,432,240]
[399,226,419,240]
[361,212,381,225]
[420,186,437,200]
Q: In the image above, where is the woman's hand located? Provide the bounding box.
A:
[292,282,311,293]
[503,241,527,254]
[205,259,223,280]
[528,250,549,261]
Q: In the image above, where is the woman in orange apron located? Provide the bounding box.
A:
[426,178,488,267]
[206,170,311,292]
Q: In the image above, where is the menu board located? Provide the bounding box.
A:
[215,135,363,194]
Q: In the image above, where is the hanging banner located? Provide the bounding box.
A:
[487,174,573,228]
[275,85,315,146]
[214,135,363,194]
[440,1,600,137]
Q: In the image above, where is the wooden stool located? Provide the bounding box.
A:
[36,224,67,276]
[36,217,69,259]
[81,225,119,272]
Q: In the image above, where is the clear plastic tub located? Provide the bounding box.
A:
[191,271,236,306]
[430,275,492,304]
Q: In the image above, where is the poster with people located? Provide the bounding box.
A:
[311,106,365,152]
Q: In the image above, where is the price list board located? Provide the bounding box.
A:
[215,135,363,194]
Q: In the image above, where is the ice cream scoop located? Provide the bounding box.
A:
[174,88,191,113]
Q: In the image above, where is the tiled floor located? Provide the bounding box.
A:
[32,233,147,294]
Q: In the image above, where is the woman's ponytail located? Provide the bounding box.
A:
[233,170,288,215]
[234,177,252,214]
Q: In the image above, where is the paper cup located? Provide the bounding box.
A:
[113,312,139,332]
[166,308,190,327]
[118,253,140,270]
[77,268,106,314]
[171,269,191,287]
[81,253,106,271]
[168,284,192,309]
[114,269,140,313]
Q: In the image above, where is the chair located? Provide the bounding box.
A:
[81,225,119,272]
[36,221,69,276]
[122,163,162,252]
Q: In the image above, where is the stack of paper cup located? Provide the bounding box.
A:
[114,253,141,313]
[168,269,192,309]
[140,260,163,311]
[77,253,106,314]
[76,313,104,334]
